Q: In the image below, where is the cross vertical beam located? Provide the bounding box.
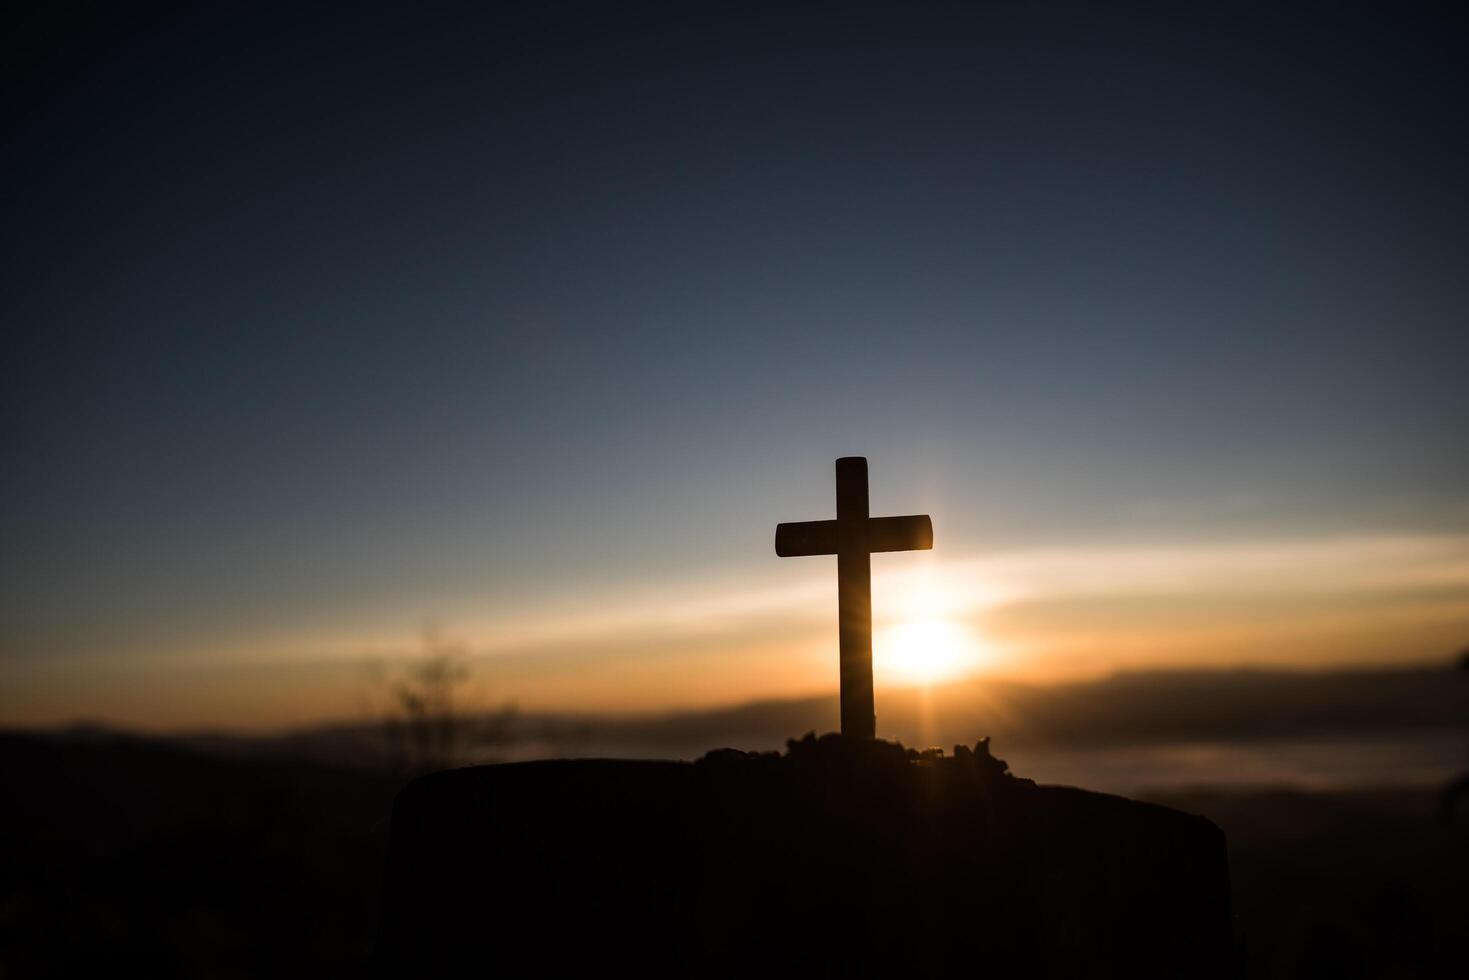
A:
[775,456,933,738]
[835,457,875,738]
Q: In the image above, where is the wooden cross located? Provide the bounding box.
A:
[775,457,933,738]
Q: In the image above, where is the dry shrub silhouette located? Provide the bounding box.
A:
[376,627,514,776]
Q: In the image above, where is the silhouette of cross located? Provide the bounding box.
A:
[775,457,933,737]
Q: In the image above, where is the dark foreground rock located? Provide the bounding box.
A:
[377,735,1234,977]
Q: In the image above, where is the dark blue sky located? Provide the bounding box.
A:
[4,3,1467,724]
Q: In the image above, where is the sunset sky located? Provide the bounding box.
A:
[4,3,1467,730]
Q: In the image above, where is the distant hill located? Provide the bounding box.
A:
[570,662,1469,759]
[26,661,1465,772]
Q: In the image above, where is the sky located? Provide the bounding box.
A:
[3,2,1467,731]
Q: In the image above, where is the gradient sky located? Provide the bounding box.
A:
[4,2,1467,730]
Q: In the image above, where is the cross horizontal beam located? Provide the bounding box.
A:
[774,515,933,557]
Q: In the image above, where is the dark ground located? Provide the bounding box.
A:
[1,731,1465,978]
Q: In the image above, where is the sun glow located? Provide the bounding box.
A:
[876,618,983,686]
[870,562,1006,687]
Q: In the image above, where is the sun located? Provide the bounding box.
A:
[875,617,984,686]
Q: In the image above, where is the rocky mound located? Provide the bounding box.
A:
[378,734,1235,977]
